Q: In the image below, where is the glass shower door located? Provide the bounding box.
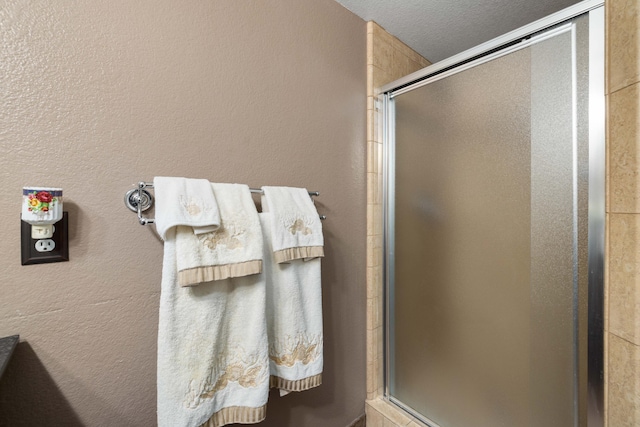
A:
[385,11,601,427]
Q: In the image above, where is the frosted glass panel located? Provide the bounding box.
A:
[388,19,589,427]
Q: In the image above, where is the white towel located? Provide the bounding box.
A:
[260,213,323,396]
[261,186,324,263]
[175,183,263,287]
[153,177,221,240]
[158,226,270,427]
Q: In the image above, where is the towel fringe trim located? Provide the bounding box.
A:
[269,374,322,392]
[179,260,263,286]
[273,246,324,264]
[199,404,267,427]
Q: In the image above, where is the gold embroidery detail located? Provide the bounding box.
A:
[269,333,322,367]
[184,350,268,409]
[200,228,242,250]
[288,218,312,235]
[198,217,248,251]
[279,213,317,236]
[180,196,204,216]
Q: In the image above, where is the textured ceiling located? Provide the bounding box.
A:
[334,0,583,63]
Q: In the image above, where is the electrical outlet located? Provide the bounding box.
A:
[34,239,56,252]
[21,212,69,265]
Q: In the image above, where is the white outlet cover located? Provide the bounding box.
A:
[34,239,56,252]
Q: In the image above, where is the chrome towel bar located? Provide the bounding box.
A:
[125,182,325,225]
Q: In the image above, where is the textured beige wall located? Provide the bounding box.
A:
[0,1,367,426]
[606,1,640,425]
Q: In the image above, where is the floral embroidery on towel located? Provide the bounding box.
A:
[198,215,249,251]
[288,219,312,235]
[180,196,203,216]
[200,228,242,250]
[269,333,323,367]
[279,213,316,236]
[184,348,269,409]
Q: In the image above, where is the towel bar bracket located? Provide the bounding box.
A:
[124,183,155,225]
[125,181,324,225]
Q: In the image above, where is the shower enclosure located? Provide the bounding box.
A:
[382,2,604,426]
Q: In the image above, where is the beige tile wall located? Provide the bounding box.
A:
[607,0,640,425]
[367,2,640,425]
[365,21,430,427]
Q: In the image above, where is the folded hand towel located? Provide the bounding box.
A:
[261,186,324,263]
[175,183,262,286]
[260,213,323,396]
[153,177,221,240]
[158,227,269,427]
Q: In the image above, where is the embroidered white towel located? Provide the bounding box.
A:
[261,186,324,263]
[153,177,221,240]
[158,226,270,427]
[260,213,323,396]
[176,183,263,287]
